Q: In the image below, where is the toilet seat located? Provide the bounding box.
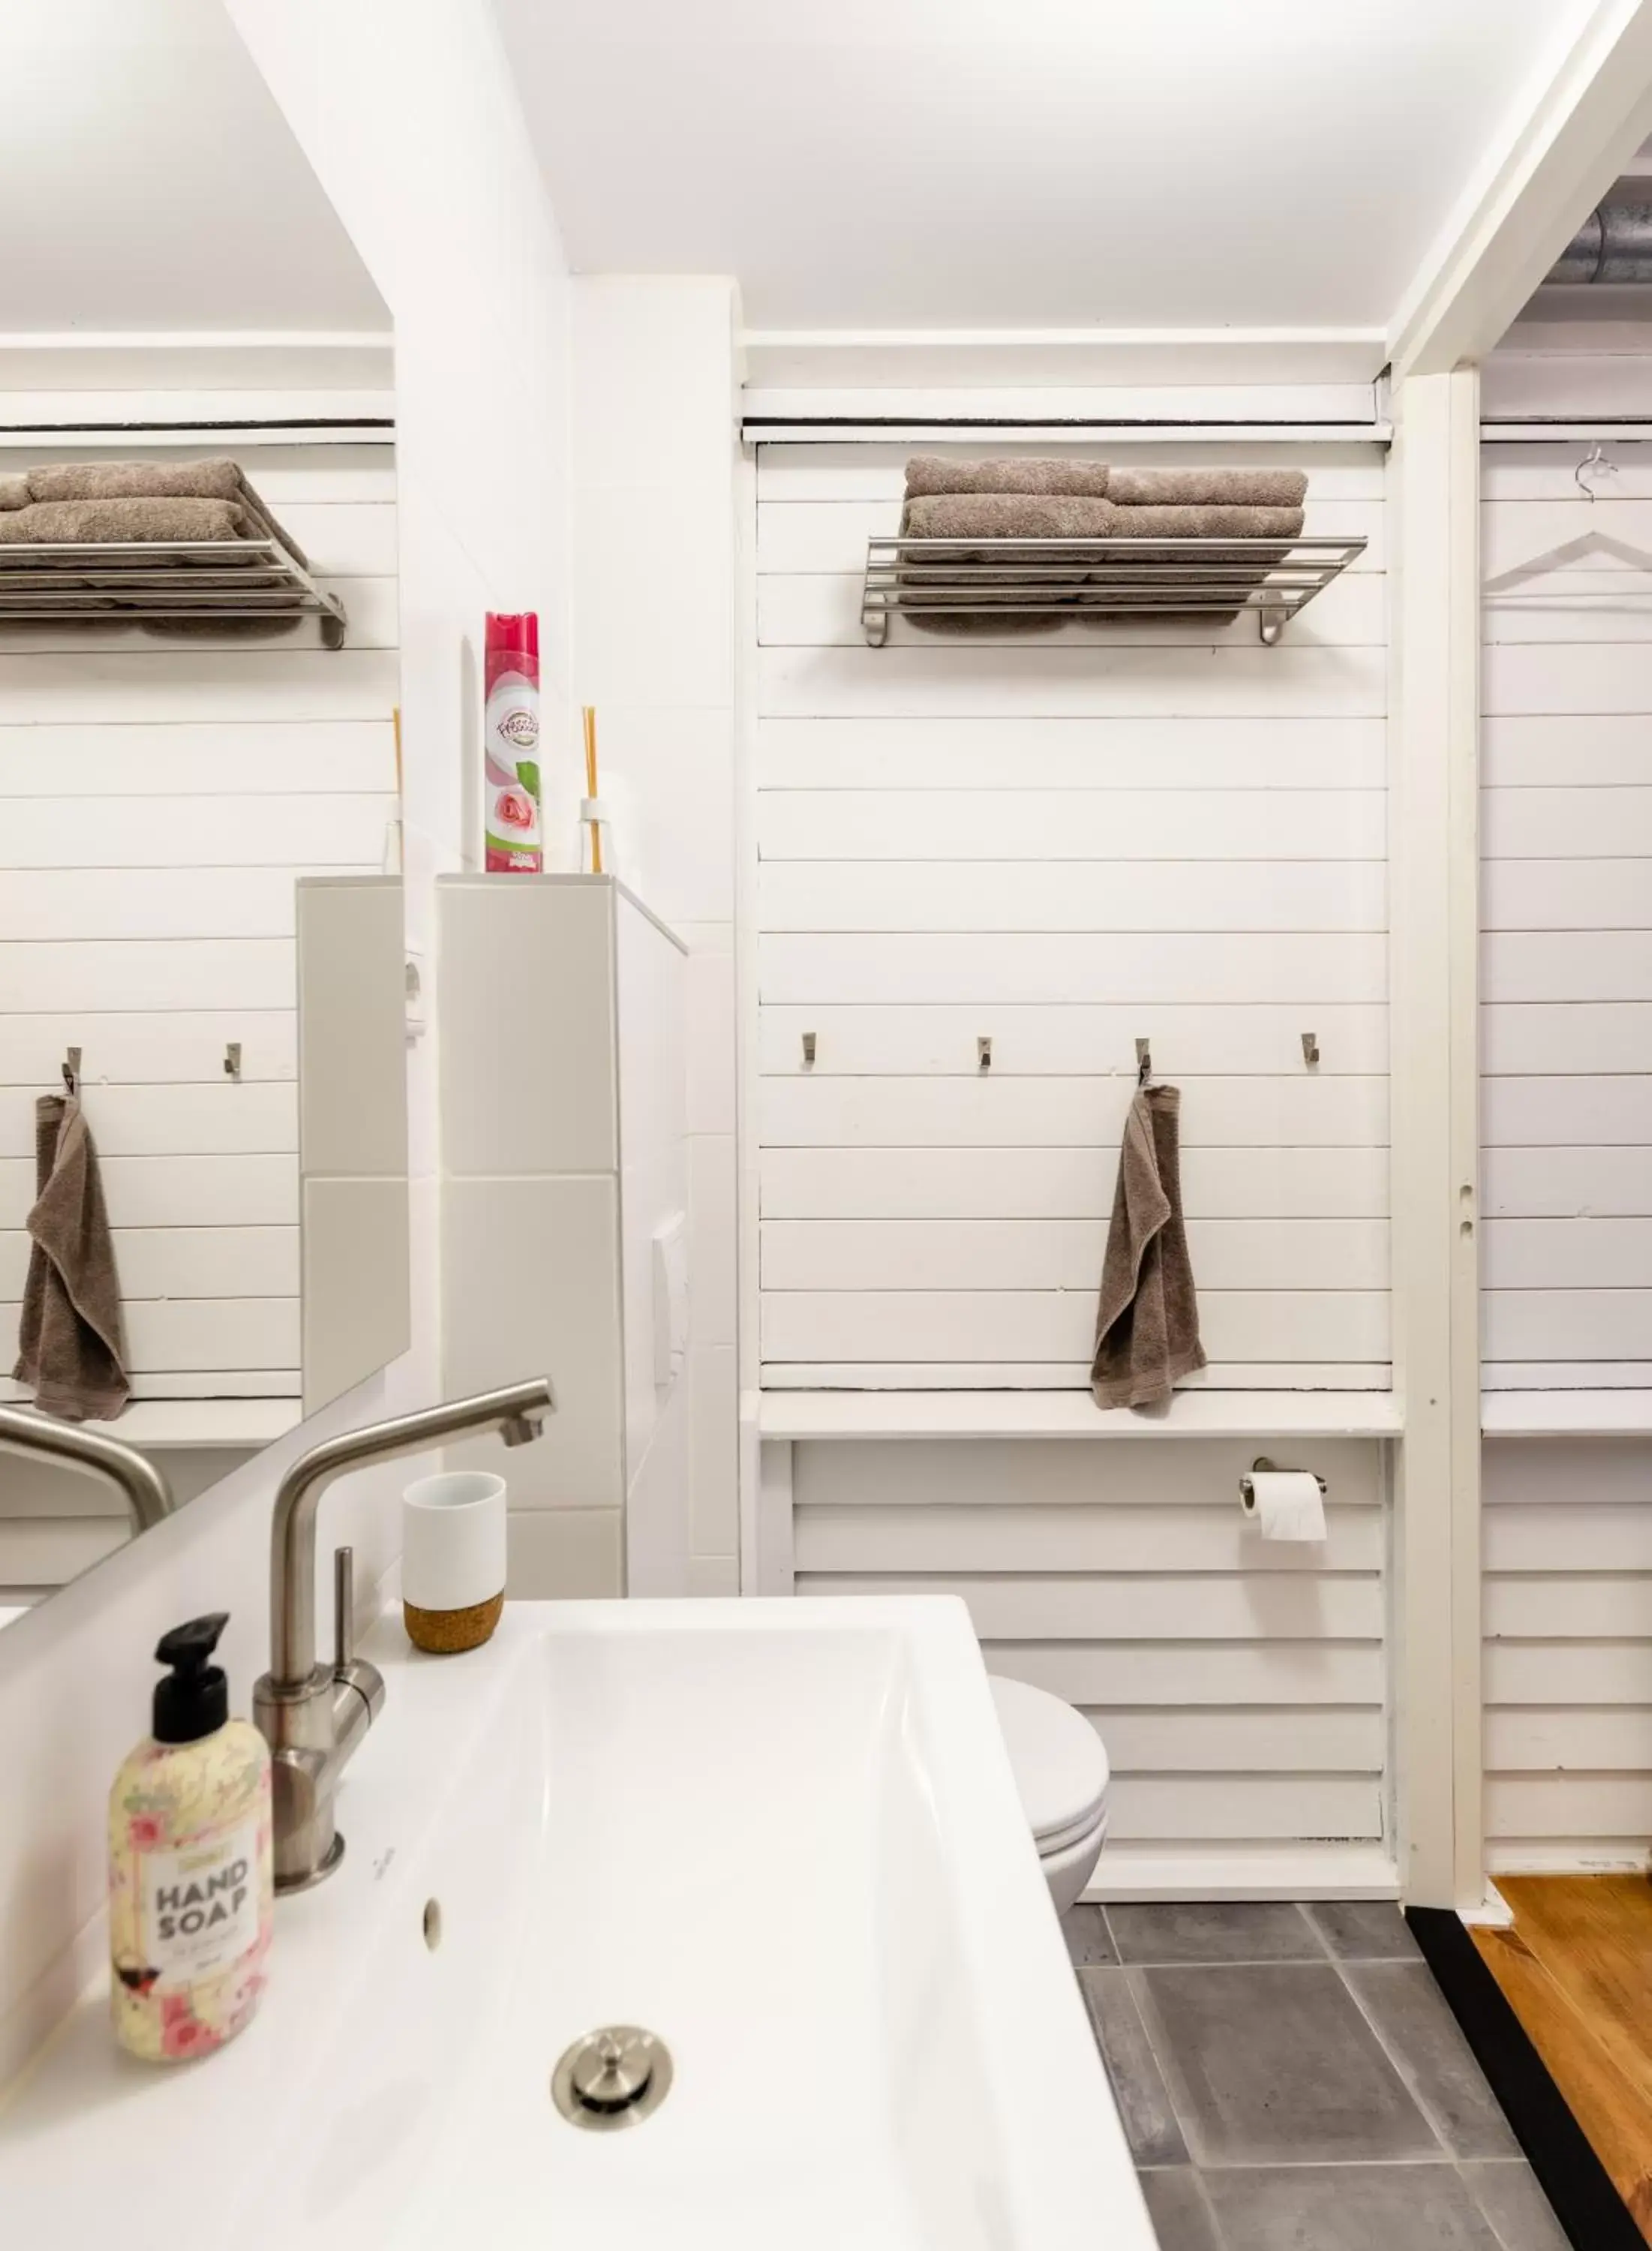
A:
[988,1674,1110,1855]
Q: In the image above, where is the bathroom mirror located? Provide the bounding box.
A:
[0,424,409,1624]
[0,18,407,1620]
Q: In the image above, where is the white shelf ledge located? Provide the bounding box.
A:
[758,1390,1403,1442]
[109,1401,302,1451]
[1482,1390,1652,1438]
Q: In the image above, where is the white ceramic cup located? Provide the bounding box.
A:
[401,1471,507,1614]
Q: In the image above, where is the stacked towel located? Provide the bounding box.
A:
[0,496,254,550]
[894,455,1308,633]
[1080,476,1307,626]
[0,457,308,563]
[1110,467,1306,509]
[897,464,1116,633]
[905,454,1111,500]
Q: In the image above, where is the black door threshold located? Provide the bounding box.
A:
[1407,1906,1644,2251]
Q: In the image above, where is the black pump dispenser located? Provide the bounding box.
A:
[152,1613,231,1745]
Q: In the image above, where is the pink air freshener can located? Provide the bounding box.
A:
[484,612,542,873]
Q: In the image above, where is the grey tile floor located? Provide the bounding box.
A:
[1065,1901,1572,2250]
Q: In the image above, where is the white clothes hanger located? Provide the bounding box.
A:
[1484,443,1652,597]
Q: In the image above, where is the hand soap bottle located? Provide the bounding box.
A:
[108,1612,273,2062]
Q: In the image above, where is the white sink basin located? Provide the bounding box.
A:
[0,1597,1153,2249]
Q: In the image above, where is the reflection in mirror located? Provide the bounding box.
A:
[0,435,407,1625]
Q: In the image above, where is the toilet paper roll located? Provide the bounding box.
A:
[1241,1469,1326,1543]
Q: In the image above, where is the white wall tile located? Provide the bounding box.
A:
[596,706,734,927]
[686,1555,739,1597]
[443,1174,623,1509]
[686,931,736,1136]
[572,278,737,493]
[296,877,410,1175]
[572,487,734,710]
[301,1176,411,1414]
[438,879,617,1176]
[689,1130,737,1351]
[625,1382,689,1597]
[507,1506,623,1598]
[689,1341,738,1558]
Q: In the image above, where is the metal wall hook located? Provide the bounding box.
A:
[1575,442,1610,500]
[800,1031,816,1068]
[1240,1454,1329,1502]
[977,1035,993,1072]
[62,1046,81,1097]
[1135,1037,1152,1089]
[1301,1030,1320,1067]
[224,1041,242,1081]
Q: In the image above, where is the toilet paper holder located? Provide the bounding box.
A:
[1239,1455,1328,1503]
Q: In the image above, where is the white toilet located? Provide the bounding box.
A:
[989,1674,1111,1917]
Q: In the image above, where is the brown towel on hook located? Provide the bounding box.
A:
[13,1094,130,1422]
[1091,1086,1206,1410]
[904,455,1112,500]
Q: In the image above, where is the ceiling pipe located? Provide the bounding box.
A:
[1546,197,1652,284]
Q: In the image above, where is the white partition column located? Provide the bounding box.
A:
[1389,368,1485,1911]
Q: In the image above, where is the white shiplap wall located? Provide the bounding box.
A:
[755,442,1390,1390]
[754,439,1395,1888]
[1483,1438,1652,1872]
[1480,433,1652,1871]
[790,1435,1392,1892]
[1481,440,1652,1391]
[0,442,398,1400]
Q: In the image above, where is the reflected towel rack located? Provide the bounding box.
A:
[861,533,1367,646]
[0,538,347,647]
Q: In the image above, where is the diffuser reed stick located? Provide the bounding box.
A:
[581,705,603,875]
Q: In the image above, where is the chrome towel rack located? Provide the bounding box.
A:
[861,533,1366,646]
[0,538,347,647]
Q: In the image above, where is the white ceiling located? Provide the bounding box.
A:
[0,0,386,335]
[499,0,1603,335]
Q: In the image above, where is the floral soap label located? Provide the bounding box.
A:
[141,1820,260,1988]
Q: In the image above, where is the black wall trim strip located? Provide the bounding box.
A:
[0,417,395,435]
[742,413,1372,431]
[1406,1907,1644,2251]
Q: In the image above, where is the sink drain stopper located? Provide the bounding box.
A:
[551,2026,673,2130]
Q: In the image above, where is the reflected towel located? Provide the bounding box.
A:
[17,458,308,562]
[14,1094,129,1423]
[0,496,251,548]
[1091,1086,1206,1410]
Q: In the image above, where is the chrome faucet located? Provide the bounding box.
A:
[0,1405,173,1531]
[254,1377,554,1892]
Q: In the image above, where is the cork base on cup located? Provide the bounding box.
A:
[404,1588,505,1655]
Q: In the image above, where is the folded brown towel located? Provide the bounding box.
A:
[1110,467,1308,509]
[0,472,28,510]
[1092,1086,1206,1410]
[904,609,1065,636]
[903,492,1119,542]
[1097,503,1305,541]
[0,496,252,548]
[14,1094,130,1422]
[896,493,1112,633]
[905,454,1111,500]
[26,459,245,503]
[17,459,308,564]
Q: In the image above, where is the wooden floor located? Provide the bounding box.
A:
[1472,1875,1652,2243]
